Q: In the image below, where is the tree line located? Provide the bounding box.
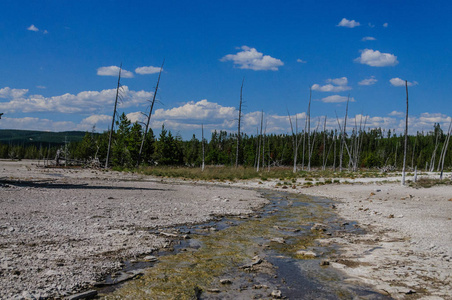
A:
[1,113,451,172]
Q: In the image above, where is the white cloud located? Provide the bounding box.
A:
[320,95,355,103]
[0,87,29,98]
[337,18,360,28]
[27,24,39,32]
[368,23,375,28]
[383,23,388,27]
[135,66,162,75]
[220,46,284,71]
[297,59,307,63]
[388,111,404,116]
[362,36,376,41]
[358,76,377,86]
[327,77,348,86]
[77,114,111,131]
[389,78,418,87]
[36,85,46,89]
[312,77,351,92]
[97,66,134,78]
[354,49,398,67]
[0,86,152,114]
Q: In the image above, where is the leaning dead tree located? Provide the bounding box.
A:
[105,64,123,169]
[137,60,164,166]
[438,119,452,179]
[402,80,409,185]
[235,78,244,168]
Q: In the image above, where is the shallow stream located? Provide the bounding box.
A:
[99,191,389,299]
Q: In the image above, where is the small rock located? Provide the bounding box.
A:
[320,260,330,266]
[220,279,232,284]
[207,288,221,293]
[388,214,394,218]
[270,237,285,244]
[271,289,282,298]
[311,223,328,231]
[143,255,158,262]
[296,250,317,258]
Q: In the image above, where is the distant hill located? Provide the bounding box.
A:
[0,129,90,146]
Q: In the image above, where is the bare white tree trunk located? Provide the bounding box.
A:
[106,64,122,169]
[201,123,205,172]
[439,120,452,179]
[137,60,164,167]
[402,80,409,186]
[236,78,244,168]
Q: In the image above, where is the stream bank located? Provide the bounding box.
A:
[99,191,389,299]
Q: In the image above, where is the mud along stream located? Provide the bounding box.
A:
[97,190,388,299]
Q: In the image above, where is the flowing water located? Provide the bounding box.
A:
[99,191,390,299]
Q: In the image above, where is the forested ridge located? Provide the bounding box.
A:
[1,113,451,172]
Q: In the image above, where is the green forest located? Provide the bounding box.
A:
[1,112,451,173]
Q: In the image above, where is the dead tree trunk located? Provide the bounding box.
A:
[339,96,349,172]
[257,110,263,172]
[105,64,122,169]
[307,88,312,171]
[201,123,205,172]
[137,60,164,166]
[235,78,244,168]
[322,116,327,170]
[402,80,409,185]
[288,110,302,173]
[439,120,452,179]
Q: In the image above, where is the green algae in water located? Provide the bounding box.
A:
[101,192,368,299]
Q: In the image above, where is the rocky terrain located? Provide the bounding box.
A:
[0,160,266,299]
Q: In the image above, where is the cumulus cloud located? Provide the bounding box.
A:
[355,49,398,67]
[383,23,389,27]
[388,111,404,117]
[0,86,152,114]
[220,46,284,71]
[97,66,134,78]
[320,95,355,103]
[0,87,29,98]
[312,77,351,92]
[327,77,348,86]
[337,18,360,28]
[297,59,307,63]
[135,66,162,75]
[27,24,39,32]
[362,36,376,41]
[358,76,377,86]
[390,78,418,87]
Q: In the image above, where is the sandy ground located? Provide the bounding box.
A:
[0,161,266,299]
[1,160,451,299]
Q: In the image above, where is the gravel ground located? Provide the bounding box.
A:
[0,161,266,299]
[301,183,452,299]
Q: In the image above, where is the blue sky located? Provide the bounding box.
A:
[0,0,451,139]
